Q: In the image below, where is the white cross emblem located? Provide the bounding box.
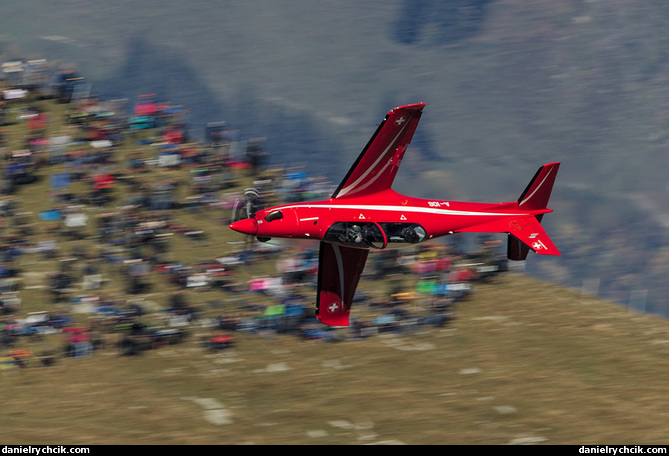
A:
[395,116,406,126]
[328,302,341,313]
[532,241,546,250]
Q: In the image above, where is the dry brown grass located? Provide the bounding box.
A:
[3,92,669,445]
[3,275,669,444]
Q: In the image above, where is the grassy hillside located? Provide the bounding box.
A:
[1,76,669,446]
[4,274,669,445]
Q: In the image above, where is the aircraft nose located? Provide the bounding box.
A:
[229,218,258,235]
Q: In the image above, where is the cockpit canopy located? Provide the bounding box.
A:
[264,210,284,222]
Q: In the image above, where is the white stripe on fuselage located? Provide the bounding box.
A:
[280,203,526,218]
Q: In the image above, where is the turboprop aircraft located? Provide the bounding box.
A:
[229,103,560,326]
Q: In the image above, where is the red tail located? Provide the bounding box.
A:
[517,162,560,210]
[508,163,560,260]
[457,163,561,260]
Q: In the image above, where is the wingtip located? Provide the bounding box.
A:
[316,312,350,327]
[391,102,427,113]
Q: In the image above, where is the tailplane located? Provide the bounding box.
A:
[507,213,560,260]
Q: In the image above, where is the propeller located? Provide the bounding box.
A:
[230,188,269,245]
[229,187,319,249]
[231,188,262,221]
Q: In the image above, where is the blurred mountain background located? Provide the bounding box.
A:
[2,0,669,316]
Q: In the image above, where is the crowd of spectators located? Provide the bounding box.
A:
[0,61,507,370]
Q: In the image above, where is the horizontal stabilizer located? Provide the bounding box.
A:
[457,214,560,260]
[507,216,560,257]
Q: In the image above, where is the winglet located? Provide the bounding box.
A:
[332,103,426,199]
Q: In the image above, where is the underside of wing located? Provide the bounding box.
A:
[332,103,426,199]
[316,242,369,326]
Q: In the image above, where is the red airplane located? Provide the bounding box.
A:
[229,103,560,326]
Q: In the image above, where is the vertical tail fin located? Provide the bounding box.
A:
[517,162,560,211]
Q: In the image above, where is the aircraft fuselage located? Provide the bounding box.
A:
[230,189,551,250]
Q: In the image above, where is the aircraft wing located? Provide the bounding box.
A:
[332,103,426,199]
[316,242,369,326]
